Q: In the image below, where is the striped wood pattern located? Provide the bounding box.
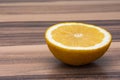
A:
[0,0,120,80]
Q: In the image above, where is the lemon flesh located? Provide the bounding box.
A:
[52,24,104,47]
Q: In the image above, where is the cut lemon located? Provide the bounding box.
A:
[45,22,112,66]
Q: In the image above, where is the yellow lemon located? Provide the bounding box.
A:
[45,22,112,66]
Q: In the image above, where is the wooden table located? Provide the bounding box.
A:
[0,0,120,80]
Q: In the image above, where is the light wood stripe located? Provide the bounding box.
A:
[0,42,119,53]
[0,12,120,22]
[0,1,119,15]
[0,1,120,6]
[0,42,119,78]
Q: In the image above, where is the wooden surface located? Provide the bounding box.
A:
[0,0,120,80]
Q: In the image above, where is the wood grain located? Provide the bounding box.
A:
[0,2,119,14]
[0,42,119,80]
[0,20,120,46]
[0,0,120,80]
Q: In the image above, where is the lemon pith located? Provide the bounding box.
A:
[45,22,112,66]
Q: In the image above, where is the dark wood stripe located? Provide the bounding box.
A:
[0,74,119,80]
[1,20,120,26]
[0,20,119,46]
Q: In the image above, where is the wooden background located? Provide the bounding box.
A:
[0,0,120,80]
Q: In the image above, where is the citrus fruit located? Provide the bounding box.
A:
[45,22,112,66]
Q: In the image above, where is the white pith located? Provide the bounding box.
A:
[46,23,111,50]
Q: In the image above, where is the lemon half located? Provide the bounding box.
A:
[45,22,112,66]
